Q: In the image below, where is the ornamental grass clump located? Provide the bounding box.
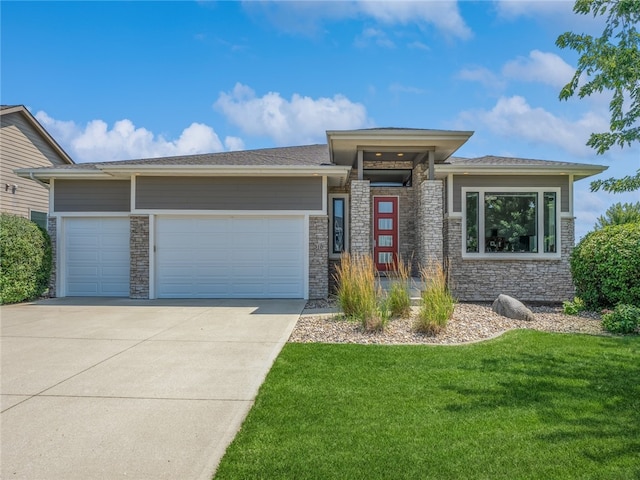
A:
[334,253,378,323]
[415,262,455,335]
[385,256,412,318]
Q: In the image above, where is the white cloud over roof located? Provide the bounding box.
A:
[457,95,609,157]
[214,83,371,145]
[35,111,225,163]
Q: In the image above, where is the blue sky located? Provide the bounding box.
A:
[2,1,638,240]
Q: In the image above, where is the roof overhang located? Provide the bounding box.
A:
[436,163,608,181]
[15,164,352,187]
[326,128,474,167]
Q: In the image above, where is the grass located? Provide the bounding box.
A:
[334,253,378,322]
[415,262,455,334]
[214,331,640,480]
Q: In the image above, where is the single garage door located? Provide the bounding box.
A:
[156,216,305,298]
[64,217,130,296]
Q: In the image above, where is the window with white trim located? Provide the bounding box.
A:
[463,188,560,258]
[329,194,349,258]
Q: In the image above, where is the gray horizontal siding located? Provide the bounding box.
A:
[136,176,323,210]
[54,180,131,212]
[451,175,570,212]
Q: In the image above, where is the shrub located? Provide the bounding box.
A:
[415,262,455,335]
[0,213,52,304]
[571,223,640,310]
[601,304,640,334]
[562,297,585,316]
[385,257,412,318]
[334,253,378,321]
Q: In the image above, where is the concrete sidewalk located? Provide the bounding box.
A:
[1,297,305,480]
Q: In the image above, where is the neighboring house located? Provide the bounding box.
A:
[1,105,74,228]
[17,128,606,302]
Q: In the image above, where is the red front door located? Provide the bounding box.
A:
[373,196,398,271]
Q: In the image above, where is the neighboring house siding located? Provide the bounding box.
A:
[0,112,66,218]
[135,176,322,210]
[54,180,131,212]
[445,216,575,302]
[451,175,570,212]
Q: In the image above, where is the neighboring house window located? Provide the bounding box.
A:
[329,194,349,258]
[30,211,48,230]
[463,188,560,257]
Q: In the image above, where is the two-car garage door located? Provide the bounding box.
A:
[155,217,305,298]
[63,216,305,298]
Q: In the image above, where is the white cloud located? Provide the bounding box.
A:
[389,83,426,95]
[35,111,226,163]
[241,0,472,40]
[214,83,371,145]
[354,27,395,48]
[224,136,245,151]
[408,40,430,51]
[493,0,573,20]
[502,50,575,88]
[493,0,605,34]
[457,95,609,157]
[457,66,506,90]
[358,1,472,39]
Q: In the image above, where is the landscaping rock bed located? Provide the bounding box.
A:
[289,302,605,345]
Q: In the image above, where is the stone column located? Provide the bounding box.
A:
[130,215,149,299]
[308,216,328,299]
[350,180,371,255]
[417,180,444,267]
[47,216,57,298]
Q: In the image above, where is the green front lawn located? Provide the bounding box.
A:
[214,331,640,479]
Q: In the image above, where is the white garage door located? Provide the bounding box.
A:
[156,217,305,298]
[64,217,130,296]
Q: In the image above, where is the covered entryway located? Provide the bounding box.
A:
[155,216,305,298]
[64,217,130,296]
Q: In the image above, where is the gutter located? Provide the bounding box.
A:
[30,172,50,190]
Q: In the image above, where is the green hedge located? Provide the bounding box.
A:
[570,223,640,310]
[0,213,52,304]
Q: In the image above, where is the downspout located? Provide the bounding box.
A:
[30,172,50,190]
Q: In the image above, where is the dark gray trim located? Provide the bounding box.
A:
[136,176,323,210]
[54,180,131,212]
[451,175,570,212]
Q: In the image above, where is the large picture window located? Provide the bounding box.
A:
[463,188,560,257]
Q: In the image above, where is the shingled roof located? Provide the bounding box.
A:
[446,155,596,168]
[48,144,331,170]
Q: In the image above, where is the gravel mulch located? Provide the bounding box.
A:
[289,302,606,345]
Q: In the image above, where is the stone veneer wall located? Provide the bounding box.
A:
[350,180,371,255]
[446,216,575,302]
[417,180,444,268]
[47,217,57,297]
[130,215,149,299]
[308,215,328,299]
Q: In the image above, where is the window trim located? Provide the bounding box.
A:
[329,194,349,259]
[461,186,561,260]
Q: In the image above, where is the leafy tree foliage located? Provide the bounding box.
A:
[594,201,640,229]
[556,0,640,193]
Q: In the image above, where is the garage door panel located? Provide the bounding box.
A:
[65,218,130,297]
[156,217,304,298]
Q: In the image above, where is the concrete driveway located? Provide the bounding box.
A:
[1,297,305,480]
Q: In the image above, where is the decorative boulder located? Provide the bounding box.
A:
[492,294,535,321]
